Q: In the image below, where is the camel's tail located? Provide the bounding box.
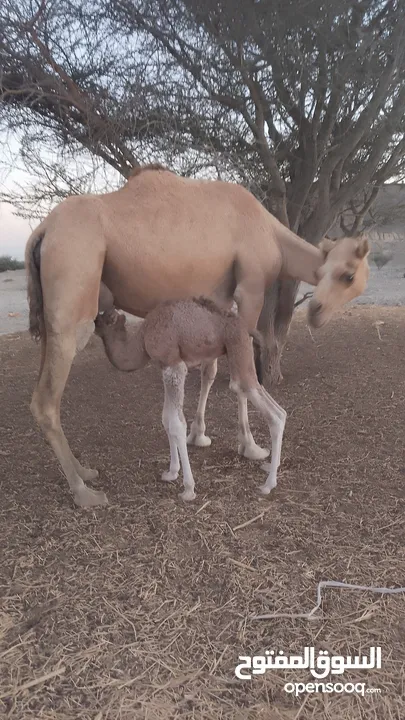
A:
[249,329,265,385]
[25,225,46,341]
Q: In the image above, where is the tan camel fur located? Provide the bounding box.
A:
[25,164,369,507]
[94,298,286,501]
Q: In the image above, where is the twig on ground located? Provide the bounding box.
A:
[232,508,272,532]
[0,666,66,699]
[373,320,385,340]
[250,580,405,620]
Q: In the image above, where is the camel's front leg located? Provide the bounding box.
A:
[236,392,270,461]
[234,283,270,461]
[187,359,217,447]
[246,387,287,494]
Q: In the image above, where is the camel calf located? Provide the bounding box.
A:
[94,298,286,501]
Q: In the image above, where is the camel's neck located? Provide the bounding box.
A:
[101,322,149,372]
[275,223,322,286]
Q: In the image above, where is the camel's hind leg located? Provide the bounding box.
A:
[31,331,108,507]
[162,363,196,502]
[36,335,99,484]
[38,325,99,482]
[187,360,217,448]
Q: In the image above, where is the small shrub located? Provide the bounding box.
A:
[0,255,25,273]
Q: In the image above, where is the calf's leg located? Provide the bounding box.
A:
[187,360,217,447]
[162,363,196,501]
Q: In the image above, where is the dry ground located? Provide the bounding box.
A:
[1,306,405,720]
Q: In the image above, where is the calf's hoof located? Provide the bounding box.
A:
[258,482,276,495]
[238,443,270,461]
[162,469,179,482]
[179,489,196,502]
[187,432,212,448]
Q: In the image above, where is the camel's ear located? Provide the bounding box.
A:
[319,237,335,257]
[355,236,369,259]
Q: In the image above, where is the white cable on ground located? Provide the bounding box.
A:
[250,580,405,620]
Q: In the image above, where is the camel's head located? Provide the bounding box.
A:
[308,235,369,329]
[94,309,126,338]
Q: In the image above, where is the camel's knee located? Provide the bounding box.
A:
[170,414,187,437]
[166,411,186,440]
[229,379,240,395]
[229,379,259,396]
[45,321,91,355]
[30,392,59,434]
[162,405,186,434]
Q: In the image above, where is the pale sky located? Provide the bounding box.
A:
[0,203,32,260]
[0,131,121,260]
[0,134,34,260]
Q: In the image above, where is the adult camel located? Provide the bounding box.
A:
[25,164,369,507]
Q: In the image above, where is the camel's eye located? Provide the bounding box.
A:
[341,272,355,284]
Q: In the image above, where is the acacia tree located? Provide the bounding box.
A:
[2,0,405,382]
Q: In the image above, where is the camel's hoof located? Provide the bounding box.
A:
[162,469,179,482]
[187,433,212,448]
[258,482,276,495]
[238,443,270,461]
[73,486,108,508]
[179,489,196,502]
